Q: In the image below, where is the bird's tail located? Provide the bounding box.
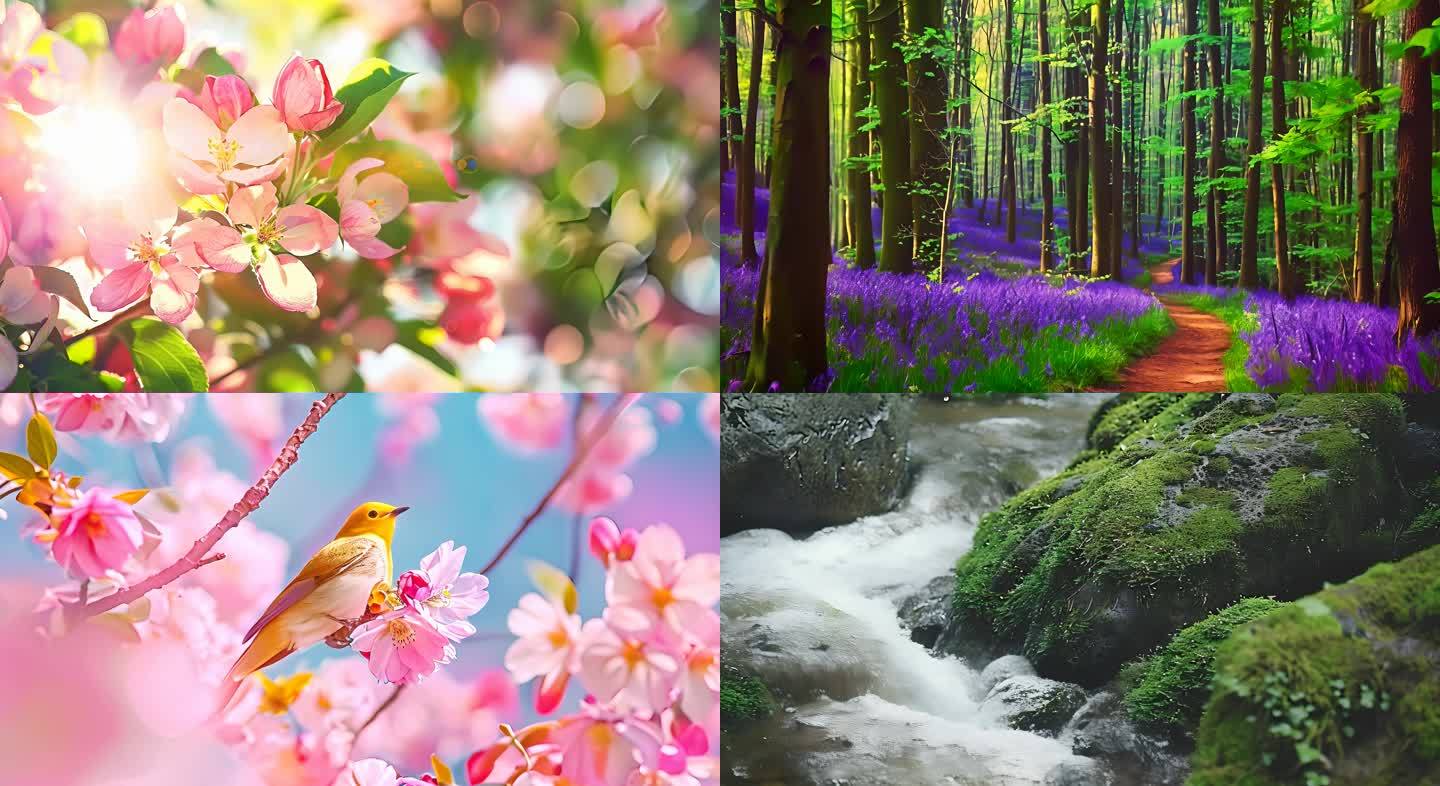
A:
[211,627,294,721]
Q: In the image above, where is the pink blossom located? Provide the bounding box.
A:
[290,658,385,733]
[557,406,656,512]
[698,395,719,441]
[358,669,517,771]
[48,488,144,579]
[186,74,256,131]
[338,157,409,259]
[332,759,400,786]
[589,516,639,568]
[479,394,571,453]
[0,266,54,325]
[114,6,186,69]
[273,55,344,133]
[0,3,86,114]
[548,704,646,786]
[402,540,490,640]
[163,96,289,195]
[179,182,335,312]
[439,292,503,345]
[577,617,679,715]
[85,194,211,324]
[505,591,582,713]
[606,525,719,639]
[678,640,720,739]
[39,393,187,442]
[376,394,439,467]
[351,607,454,685]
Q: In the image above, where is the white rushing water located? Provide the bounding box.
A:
[722,396,1110,786]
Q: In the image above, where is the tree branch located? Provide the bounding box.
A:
[353,684,406,742]
[479,393,642,575]
[63,301,149,347]
[66,393,348,625]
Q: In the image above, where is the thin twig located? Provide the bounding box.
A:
[63,302,149,347]
[65,393,348,625]
[354,683,406,741]
[479,393,642,575]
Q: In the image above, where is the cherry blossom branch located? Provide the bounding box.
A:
[354,684,406,742]
[63,301,150,347]
[65,393,348,625]
[479,393,642,575]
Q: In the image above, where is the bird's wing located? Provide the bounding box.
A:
[242,536,381,643]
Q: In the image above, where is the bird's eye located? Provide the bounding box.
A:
[368,510,378,519]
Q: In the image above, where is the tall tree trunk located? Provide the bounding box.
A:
[1181,0,1199,283]
[1205,0,1226,285]
[849,0,877,268]
[871,0,915,274]
[1353,0,1375,303]
[739,8,765,266]
[1396,0,1440,339]
[1108,0,1123,277]
[722,1,741,171]
[1002,0,1018,244]
[1239,0,1264,289]
[958,0,975,208]
[1270,0,1295,299]
[1089,0,1111,278]
[906,0,949,267]
[1037,0,1055,271]
[745,0,832,390]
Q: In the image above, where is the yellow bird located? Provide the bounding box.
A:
[215,501,409,714]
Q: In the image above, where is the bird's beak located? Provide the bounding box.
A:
[390,506,410,518]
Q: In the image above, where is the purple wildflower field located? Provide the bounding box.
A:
[1153,262,1440,391]
[721,175,1173,391]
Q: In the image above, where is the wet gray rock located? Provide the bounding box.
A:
[1064,692,1189,786]
[722,394,912,534]
[980,675,1087,736]
[978,654,1037,695]
[1043,760,1114,786]
[897,575,952,648]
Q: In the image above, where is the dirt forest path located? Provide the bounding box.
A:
[1094,260,1231,392]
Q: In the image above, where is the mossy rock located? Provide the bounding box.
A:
[1189,544,1440,786]
[950,394,1428,686]
[1075,394,1221,467]
[721,661,776,723]
[1126,597,1287,738]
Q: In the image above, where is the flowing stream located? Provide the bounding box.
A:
[722,395,1112,786]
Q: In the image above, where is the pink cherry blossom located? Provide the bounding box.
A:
[439,292,503,345]
[402,540,490,640]
[698,395,719,441]
[557,406,656,512]
[576,617,679,715]
[273,55,344,133]
[39,393,187,442]
[338,157,409,259]
[351,607,454,685]
[606,525,719,639]
[186,75,256,131]
[163,96,290,195]
[48,488,144,579]
[479,394,572,453]
[548,704,646,786]
[113,6,185,70]
[0,266,53,324]
[589,516,639,568]
[505,591,582,713]
[359,668,518,771]
[0,3,86,114]
[332,759,400,786]
[84,193,212,324]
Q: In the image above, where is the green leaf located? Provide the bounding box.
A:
[32,266,92,319]
[395,320,457,375]
[26,412,57,469]
[312,59,415,160]
[331,138,461,203]
[172,47,238,93]
[55,12,108,55]
[257,348,320,392]
[116,318,209,392]
[0,451,35,480]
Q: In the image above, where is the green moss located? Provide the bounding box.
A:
[1126,597,1285,737]
[1086,394,1185,453]
[720,664,776,722]
[1190,546,1440,786]
[1207,455,1232,475]
[1177,487,1237,509]
[1192,438,1217,455]
[1259,467,1329,533]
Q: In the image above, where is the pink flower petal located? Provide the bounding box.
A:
[275,204,338,256]
[222,156,287,187]
[254,252,316,312]
[168,152,226,196]
[228,105,289,166]
[355,172,409,223]
[170,218,249,272]
[227,184,278,228]
[83,218,137,270]
[90,264,152,312]
[162,97,221,164]
[338,157,385,203]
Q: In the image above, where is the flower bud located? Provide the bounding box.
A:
[397,569,432,604]
[272,55,344,133]
[114,6,186,68]
[191,75,255,130]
